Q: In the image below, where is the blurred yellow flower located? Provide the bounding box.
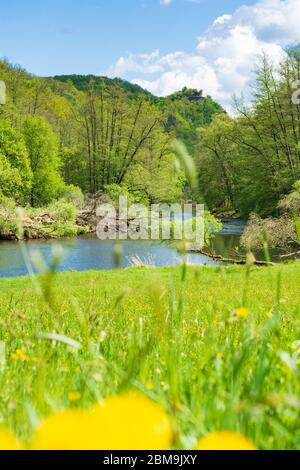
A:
[68,391,81,402]
[32,410,93,450]
[195,431,256,450]
[32,392,172,450]
[236,307,249,318]
[146,383,154,391]
[90,392,172,450]
[11,349,30,362]
[0,429,20,450]
[17,349,29,361]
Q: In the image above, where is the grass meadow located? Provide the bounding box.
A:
[1,260,300,449]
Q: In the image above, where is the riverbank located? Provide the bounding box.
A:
[0,199,92,241]
[2,262,300,449]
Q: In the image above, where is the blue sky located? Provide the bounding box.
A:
[0,0,256,75]
[1,0,299,109]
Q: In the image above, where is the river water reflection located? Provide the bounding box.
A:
[0,219,246,278]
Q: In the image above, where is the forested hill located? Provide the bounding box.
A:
[1,55,300,227]
[156,88,225,151]
[0,60,224,212]
[52,74,224,151]
[52,74,154,100]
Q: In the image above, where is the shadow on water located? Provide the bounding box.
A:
[209,219,246,259]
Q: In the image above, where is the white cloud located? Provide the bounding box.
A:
[106,50,163,76]
[105,0,300,110]
[212,14,232,26]
[160,0,173,5]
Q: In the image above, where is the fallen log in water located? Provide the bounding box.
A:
[187,246,275,266]
[279,250,300,259]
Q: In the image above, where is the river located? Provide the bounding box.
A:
[0,219,246,278]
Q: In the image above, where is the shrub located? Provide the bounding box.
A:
[241,213,296,250]
[0,196,18,237]
[59,185,84,210]
[104,184,135,206]
[48,199,76,224]
[278,180,300,215]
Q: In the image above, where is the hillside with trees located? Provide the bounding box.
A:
[0,60,223,239]
[197,52,300,218]
[52,74,154,100]
[0,61,222,207]
[194,50,300,254]
[1,51,300,249]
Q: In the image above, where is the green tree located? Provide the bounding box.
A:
[197,114,237,212]
[195,53,300,217]
[0,119,32,202]
[22,116,64,206]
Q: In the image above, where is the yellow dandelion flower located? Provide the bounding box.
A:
[11,353,19,361]
[32,392,172,450]
[0,428,21,450]
[68,391,81,402]
[14,349,30,362]
[195,431,256,450]
[31,410,93,450]
[90,392,172,450]
[146,383,154,391]
[236,307,250,318]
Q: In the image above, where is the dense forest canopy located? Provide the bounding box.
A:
[1,51,300,224]
[0,60,223,209]
[197,51,300,218]
[52,74,154,100]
